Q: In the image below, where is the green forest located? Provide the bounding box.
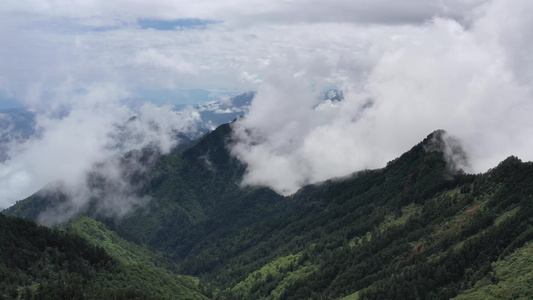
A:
[0,214,208,299]
[3,125,533,299]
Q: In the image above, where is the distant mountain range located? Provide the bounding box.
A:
[0,92,255,163]
[4,121,533,299]
[195,91,254,131]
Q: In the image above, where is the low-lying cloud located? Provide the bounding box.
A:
[0,85,201,214]
[230,0,533,195]
[1,0,533,213]
[36,148,159,226]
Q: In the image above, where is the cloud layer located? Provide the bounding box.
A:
[0,0,485,101]
[1,0,533,208]
[230,0,533,195]
[0,86,200,210]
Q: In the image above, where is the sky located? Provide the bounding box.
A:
[1,0,533,211]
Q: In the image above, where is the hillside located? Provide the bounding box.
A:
[0,214,208,299]
[4,125,533,299]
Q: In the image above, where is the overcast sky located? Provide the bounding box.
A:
[2,0,533,209]
[0,0,485,107]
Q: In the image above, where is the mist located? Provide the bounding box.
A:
[230,0,533,195]
[0,86,201,213]
[1,0,532,210]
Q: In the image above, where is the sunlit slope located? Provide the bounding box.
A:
[63,216,210,299]
[0,214,209,299]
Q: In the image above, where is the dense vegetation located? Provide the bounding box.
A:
[4,125,533,299]
[0,214,208,299]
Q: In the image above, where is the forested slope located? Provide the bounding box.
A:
[0,214,208,299]
[4,124,533,299]
[170,131,533,299]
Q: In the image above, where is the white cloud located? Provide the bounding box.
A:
[0,0,489,102]
[230,0,533,195]
[1,0,532,207]
[2,0,482,26]
[0,84,201,210]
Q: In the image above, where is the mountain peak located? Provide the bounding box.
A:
[423,129,470,174]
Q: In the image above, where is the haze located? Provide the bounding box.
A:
[1,0,533,208]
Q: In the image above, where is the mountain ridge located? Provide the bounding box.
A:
[3,125,533,299]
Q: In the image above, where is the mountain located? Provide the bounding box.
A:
[4,125,533,299]
[0,93,254,162]
[0,213,209,299]
[0,107,35,162]
[195,92,254,131]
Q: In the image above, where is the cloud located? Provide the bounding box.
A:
[0,84,201,211]
[0,0,489,101]
[226,0,485,26]
[1,0,485,27]
[230,0,533,195]
[36,149,158,226]
[1,0,532,208]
